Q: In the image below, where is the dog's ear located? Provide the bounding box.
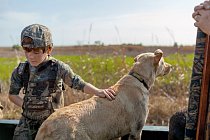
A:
[134,55,140,62]
[154,49,163,64]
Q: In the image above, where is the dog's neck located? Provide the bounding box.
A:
[129,72,149,90]
[129,67,156,90]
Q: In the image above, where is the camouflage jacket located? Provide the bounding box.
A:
[9,56,86,120]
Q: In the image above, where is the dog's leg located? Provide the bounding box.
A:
[126,133,141,140]
[121,134,130,140]
[129,124,143,140]
[111,138,121,140]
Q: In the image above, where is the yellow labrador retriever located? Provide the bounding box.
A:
[35,49,171,140]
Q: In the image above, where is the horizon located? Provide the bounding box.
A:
[0,0,202,47]
[0,44,195,48]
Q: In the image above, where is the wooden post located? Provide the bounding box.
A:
[196,35,210,140]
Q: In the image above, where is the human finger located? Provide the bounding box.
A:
[194,22,199,27]
[107,90,116,99]
[194,5,204,11]
[103,91,113,101]
[192,11,199,18]
[204,5,210,10]
[194,15,201,22]
[105,89,116,100]
[203,1,210,9]
[107,88,116,96]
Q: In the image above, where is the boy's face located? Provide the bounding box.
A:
[23,47,52,66]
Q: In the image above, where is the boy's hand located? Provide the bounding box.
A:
[95,88,116,101]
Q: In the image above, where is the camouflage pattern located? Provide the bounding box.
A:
[21,24,53,48]
[168,110,186,140]
[13,116,40,140]
[9,56,86,140]
[184,28,207,140]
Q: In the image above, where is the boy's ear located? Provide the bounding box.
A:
[46,47,53,54]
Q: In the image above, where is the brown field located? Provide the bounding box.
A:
[0,44,195,57]
[0,45,194,126]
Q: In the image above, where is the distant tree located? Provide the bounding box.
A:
[12,44,21,50]
[173,42,178,47]
[137,43,143,46]
[94,41,104,46]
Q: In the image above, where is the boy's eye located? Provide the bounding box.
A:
[33,48,42,53]
[33,51,41,54]
[22,47,33,52]
[22,47,42,54]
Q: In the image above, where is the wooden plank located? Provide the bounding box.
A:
[205,87,210,139]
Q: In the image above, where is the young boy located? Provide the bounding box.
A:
[9,24,116,140]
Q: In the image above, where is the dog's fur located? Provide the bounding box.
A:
[35,49,171,140]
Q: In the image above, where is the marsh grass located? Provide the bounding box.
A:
[0,53,192,125]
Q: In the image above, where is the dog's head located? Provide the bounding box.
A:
[131,49,171,86]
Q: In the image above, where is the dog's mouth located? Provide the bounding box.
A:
[156,62,172,77]
[160,67,171,77]
[164,64,172,75]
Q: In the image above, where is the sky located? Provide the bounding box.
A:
[0,0,204,47]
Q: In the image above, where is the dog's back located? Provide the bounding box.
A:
[36,76,149,140]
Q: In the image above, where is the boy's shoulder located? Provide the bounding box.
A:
[50,57,69,68]
[15,57,70,75]
[16,61,29,75]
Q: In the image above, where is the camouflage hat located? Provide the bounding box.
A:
[21,24,53,48]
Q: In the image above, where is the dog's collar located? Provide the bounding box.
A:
[129,72,149,90]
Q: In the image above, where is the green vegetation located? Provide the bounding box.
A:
[12,44,21,50]
[0,53,193,125]
[0,58,20,82]
[55,55,133,88]
[0,53,193,89]
[156,53,194,97]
